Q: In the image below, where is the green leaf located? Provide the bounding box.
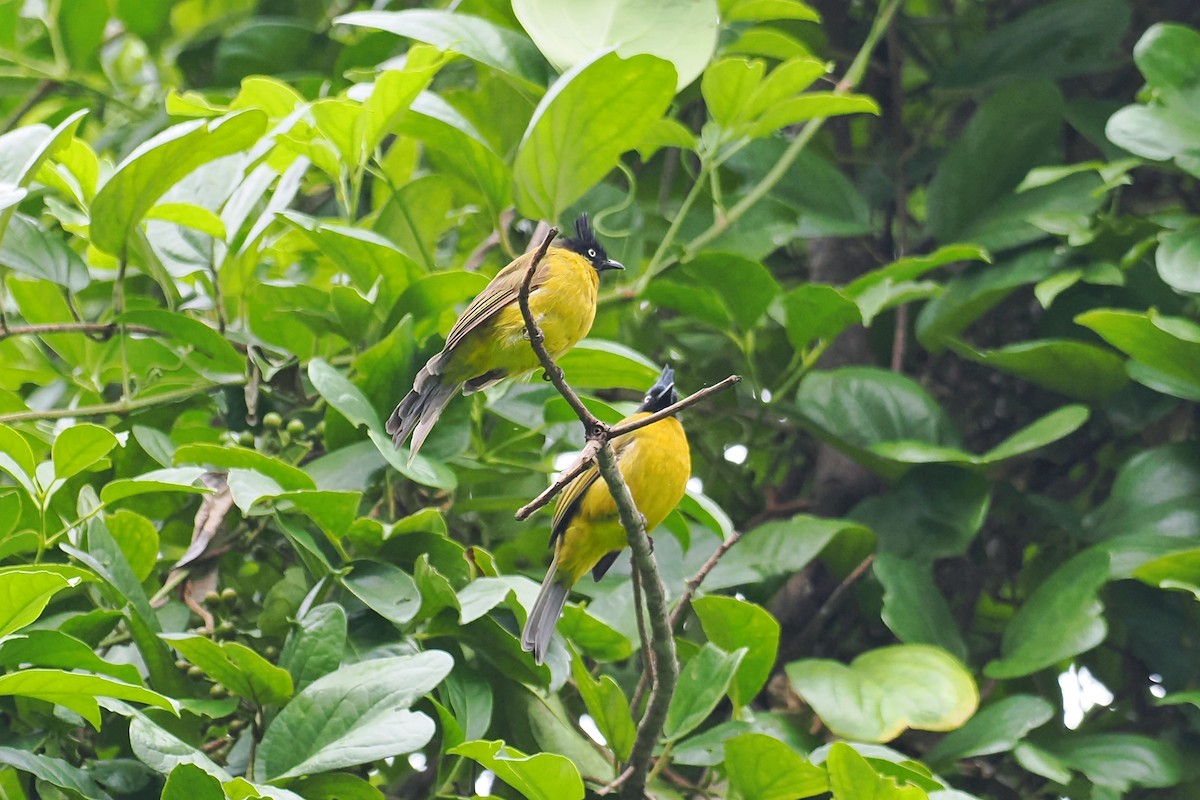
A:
[53,423,120,481]
[664,643,746,741]
[100,467,210,503]
[0,629,142,684]
[367,428,458,491]
[91,111,268,255]
[852,466,990,559]
[925,695,1055,766]
[874,554,967,661]
[0,746,113,800]
[128,714,230,780]
[570,655,636,761]
[1156,225,1200,294]
[514,51,676,219]
[335,10,549,90]
[118,310,244,375]
[255,651,453,781]
[825,742,929,799]
[693,596,779,707]
[342,560,422,626]
[0,569,81,638]
[0,669,177,728]
[161,634,293,707]
[449,740,584,800]
[917,249,1059,350]
[145,203,227,239]
[652,253,782,330]
[949,339,1127,402]
[514,0,718,90]
[986,550,1110,679]
[0,213,90,291]
[1077,309,1200,398]
[280,603,347,692]
[1040,733,1182,791]
[786,644,978,743]
[174,444,314,491]
[705,515,869,588]
[782,285,861,350]
[557,339,661,390]
[724,733,828,800]
[927,81,1063,243]
[161,764,223,800]
[105,510,159,582]
[308,358,382,430]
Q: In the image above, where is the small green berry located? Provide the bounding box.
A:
[238,430,255,446]
[210,683,226,698]
[220,587,238,604]
[263,412,283,429]
[187,665,204,679]
[287,419,305,435]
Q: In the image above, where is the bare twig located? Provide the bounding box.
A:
[669,530,744,628]
[515,440,600,521]
[795,554,877,655]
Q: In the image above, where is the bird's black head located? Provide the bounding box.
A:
[563,214,624,273]
[639,366,680,413]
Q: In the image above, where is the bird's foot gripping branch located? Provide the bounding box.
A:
[515,227,740,800]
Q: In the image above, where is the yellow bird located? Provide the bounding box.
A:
[522,367,691,664]
[387,215,623,457]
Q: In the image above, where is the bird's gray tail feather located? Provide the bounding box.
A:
[521,558,570,665]
[386,357,458,461]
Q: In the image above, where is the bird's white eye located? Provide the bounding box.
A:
[587,248,596,258]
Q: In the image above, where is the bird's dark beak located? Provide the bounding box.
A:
[602,259,625,271]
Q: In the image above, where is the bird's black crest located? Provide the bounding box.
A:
[639,366,680,413]
[562,214,613,271]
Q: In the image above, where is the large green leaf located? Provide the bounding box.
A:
[723,733,828,800]
[1040,733,1182,791]
[693,596,779,707]
[161,764,223,800]
[0,746,113,800]
[852,466,990,559]
[949,339,1128,402]
[825,742,929,800]
[0,629,142,685]
[255,651,452,780]
[986,550,1110,678]
[0,213,90,291]
[53,423,119,481]
[874,554,967,661]
[925,695,1055,766]
[514,0,718,90]
[514,51,676,219]
[786,645,978,743]
[161,634,293,707]
[664,643,746,741]
[449,740,584,800]
[335,10,549,89]
[0,669,177,728]
[704,515,869,589]
[91,111,267,255]
[342,560,422,626]
[279,603,347,692]
[0,569,81,638]
[926,81,1063,243]
[1076,309,1200,399]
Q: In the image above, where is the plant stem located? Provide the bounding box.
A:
[0,380,244,424]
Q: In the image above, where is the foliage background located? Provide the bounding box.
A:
[1,0,1200,798]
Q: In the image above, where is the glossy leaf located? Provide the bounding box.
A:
[787,645,979,743]
[514,51,676,219]
[724,733,828,800]
[449,740,584,800]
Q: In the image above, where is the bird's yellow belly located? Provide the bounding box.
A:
[558,423,691,584]
[451,271,598,380]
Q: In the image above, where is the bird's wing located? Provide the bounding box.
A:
[442,249,552,353]
[550,463,600,545]
[548,430,640,544]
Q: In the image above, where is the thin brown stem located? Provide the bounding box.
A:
[0,322,162,341]
[669,530,743,629]
[0,379,244,424]
[795,554,877,655]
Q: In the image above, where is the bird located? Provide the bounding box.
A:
[521,366,691,664]
[386,215,623,459]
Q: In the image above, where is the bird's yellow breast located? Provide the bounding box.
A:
[456,249,598,379]
[557,414,691,584]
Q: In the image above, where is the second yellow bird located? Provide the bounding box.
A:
[387,215,623,458]
[522,366,691,664]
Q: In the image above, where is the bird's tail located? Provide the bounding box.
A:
[521,557,571,665]
[385,358,458,461]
